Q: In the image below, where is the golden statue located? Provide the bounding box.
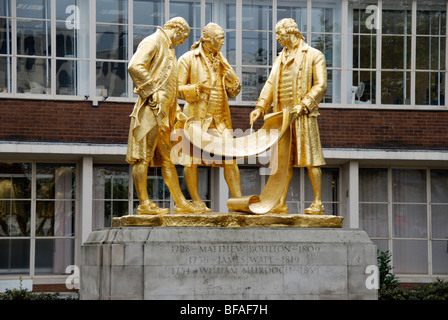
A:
[249,18,327,215]
[126,17,202,214]
[177,22,242,213]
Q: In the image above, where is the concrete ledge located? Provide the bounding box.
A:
[112,213,343,228]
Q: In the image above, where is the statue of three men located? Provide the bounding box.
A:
[126,17,327,215]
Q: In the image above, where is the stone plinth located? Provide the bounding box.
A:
[80,225,377,300]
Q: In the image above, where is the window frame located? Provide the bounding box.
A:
[359,166,448,278]
[0,160,79,278]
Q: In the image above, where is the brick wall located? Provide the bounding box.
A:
[232,106,448,150]
[0,99,132,144]
[1,99,447,150]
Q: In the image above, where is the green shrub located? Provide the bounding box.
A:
[377,250,448,300]
[0,279,77,300]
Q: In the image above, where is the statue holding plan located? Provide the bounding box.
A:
[249,18,327,215]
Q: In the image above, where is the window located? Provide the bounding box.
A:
[348,0,446,107]
[360,167,448,276]
[92,164,211,230]
[0,162,76,276]
[0,0,90,97]
[93,165,130,229]
[1,0,445,108]
[96,0,128,98]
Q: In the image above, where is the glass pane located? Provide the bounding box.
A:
[392,169,426,203]
[312,34,341,68]
[0,239,30,274]
[35,238,74,275]
[431,169,448,203]
[381,36,411,69]
[0,18,12,54]
[360,203,388,238]
[96,24,128,60]
[1,0,11,17]
[381,71,410,105]
[286,168,300,202]
[0,56,11,93]
[372,239,388,253]
[56,59,89,96]
[36,200,74,236]
[239,167,261,196]
[56,21,89,58]
[312,3,341,33]
[352,71,376,104]
[432,240,448,275]
[359,168,387,202]
[96,0,127,24]
[277,1,307,33]
[431,205,448,239]
[382,8,412,35]
[393,239,428,274]
[323,69,341,103]
[242,31,272,66]
[416,36,445,70]
[36,164,76,200]
[415,72,445,106]
[417,3,446,36]
[170,0,201,29]
[17,57,50,94]
[225,3,236,29]
[133,26,157,53]
[16,0,50,19]
[392,204,427,238]
[242,0,272,31]
[133,0,164,26]
[198,167,211,201]
[352,35,376,68]
[93,165,129,200]
[96,61,128,97]
[0,200,31,237]
[242,67,270,101]
[94,200,129,228]
[225,30,236,65]
[16,19,51,56]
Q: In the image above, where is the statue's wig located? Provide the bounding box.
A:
[164,17,190,34]
[275,18,305,40]
[191,22,224,50]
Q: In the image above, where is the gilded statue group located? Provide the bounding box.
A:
[126,17,327,216]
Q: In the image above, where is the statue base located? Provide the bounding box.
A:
[80,223,377,300]
[112,212,343,228]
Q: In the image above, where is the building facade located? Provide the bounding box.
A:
[0,0,447,289]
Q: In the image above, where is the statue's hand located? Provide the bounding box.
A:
[197,80,213,95]
[294,103,309,116]
[249,108,262,125]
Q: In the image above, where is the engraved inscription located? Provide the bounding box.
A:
[168,243,322,276]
